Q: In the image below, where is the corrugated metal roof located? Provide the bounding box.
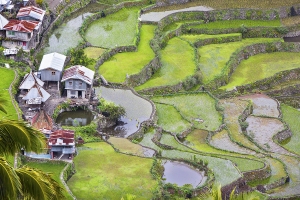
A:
[31,110,53,130]
[22,84,50,102]
[0,0,9,5]
[0,14,8,30]
[17,6,45,21]
[39,52,66,72]
[19,72,44,89]
[3,19,39,33]
[61,65,95,85]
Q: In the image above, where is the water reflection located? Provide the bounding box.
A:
[56,109,94,126]
[163,160,204,188]
[284,36,300,42]
[95,87,153,138]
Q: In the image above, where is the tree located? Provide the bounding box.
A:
[69,48,94,67]
[0,99,64,199]
[98,98,126,120]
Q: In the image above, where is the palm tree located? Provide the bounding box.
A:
[0,99,64,199]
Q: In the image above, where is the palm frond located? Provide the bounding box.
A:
[0,120,46,156]
[0,157,22,200]
[16,166,65,200]
[0,98,7,114]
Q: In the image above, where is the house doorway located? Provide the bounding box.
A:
[78,91,82,98]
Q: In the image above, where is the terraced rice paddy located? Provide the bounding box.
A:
[180,33,242,44]
[198,38,283,84]
[135,37,197,90]
[99,25,155,83]
[151,93,222,131]
[85,7,140,48]
[68,142,158,199]
[222,52,300,90]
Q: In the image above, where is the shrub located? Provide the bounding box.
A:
[98,98,126,119]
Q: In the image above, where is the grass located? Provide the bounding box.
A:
[188,19,281,30]
[25,161,73,200]
[160,133,192,152]
[163,20,199,33]
[180,33,242,44]
[198,38,283,84]
[221,52,300,90]
[281,16,300,26]
[68,142,158,199]
[85,7,140,48]
[155,103,192,134]
[0,68,17,119]
[99,25,155,83]
[135,37,197,90]
[108,137,145,156]
[281,104,300,155]
[151,93,222,131]
[147,0,300,10]
[98,0,141,5]
[84,47,106,60]
[139,129,163,152]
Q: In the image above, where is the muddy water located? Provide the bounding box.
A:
[162,160,204,187]
[95,87,153,137]
[56,109,94,126]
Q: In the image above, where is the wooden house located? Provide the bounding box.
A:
[31,110,53,138]
[38,52,66,90]
[61,65,95,99]
[19,71,44,93]
[22,83,50,107]
[2,19,40,50]
[48,130,75,159]
[16,6,45,22]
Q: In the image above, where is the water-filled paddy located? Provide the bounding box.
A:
[162,160,205,188]
[95,86,153,137]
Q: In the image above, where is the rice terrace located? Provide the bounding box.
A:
[2,0,300,199]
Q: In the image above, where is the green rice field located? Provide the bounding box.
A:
[99,25,155,83]
[135,37,197,90]
[180,33,242,44]
[221,52,300,90]
[85,7,140,48]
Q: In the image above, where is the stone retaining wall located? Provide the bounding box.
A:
[273,128,293,143]
[243,164,271,182]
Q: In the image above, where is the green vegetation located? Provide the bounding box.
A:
[25,161,73,200]
[136,37,197,90]
[98,98,126,119]
[198,38,283,84]
[68,142,158,199]
[64,122,101,143]
[281,104,300,155]
[151,93,222,131]
[160,133,192,152]
[162,20,199,32]
[188,19,281,30]
[97,0,141,5]
[85,7,140,48]
[0,68,17,120]
[84,47,106,70]
[180,33,242,44]
[69,48,94,67]
[155,103,192,134]
[139,129,162,152]
[100,25,155,83]
[222,52,300,90]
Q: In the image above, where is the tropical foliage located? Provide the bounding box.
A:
[98,98,126,119]
[0,101,64,199]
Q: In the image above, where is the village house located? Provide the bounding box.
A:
[61,65,95,99]
[31,110,53,138]
[48,129,75,159]
[16,6,45,21]
[2,19,41,50]
[38,52,66,90]
[19,71,51,108]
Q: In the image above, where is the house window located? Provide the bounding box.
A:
[51,71,55,75]
[69,82,72,85]
[8,31,15,36]
[79,82,82,86]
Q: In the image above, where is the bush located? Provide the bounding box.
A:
[98,98,126,119]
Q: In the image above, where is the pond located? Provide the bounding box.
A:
[162,160,205,188]
[43,3,108,54]
[56,109,94,127]
[284,36,300,42]
[95,86,153,138]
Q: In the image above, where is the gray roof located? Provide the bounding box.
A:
[22,84,50,103]
[19,72,44,90]
[0,14,8,30]
[0,0,9,6]
[39,52,66,72]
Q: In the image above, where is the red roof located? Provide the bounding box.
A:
[4,19,39,33]
[31,110,53,130]
[17,6,45,21]
[48,130,75,145]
